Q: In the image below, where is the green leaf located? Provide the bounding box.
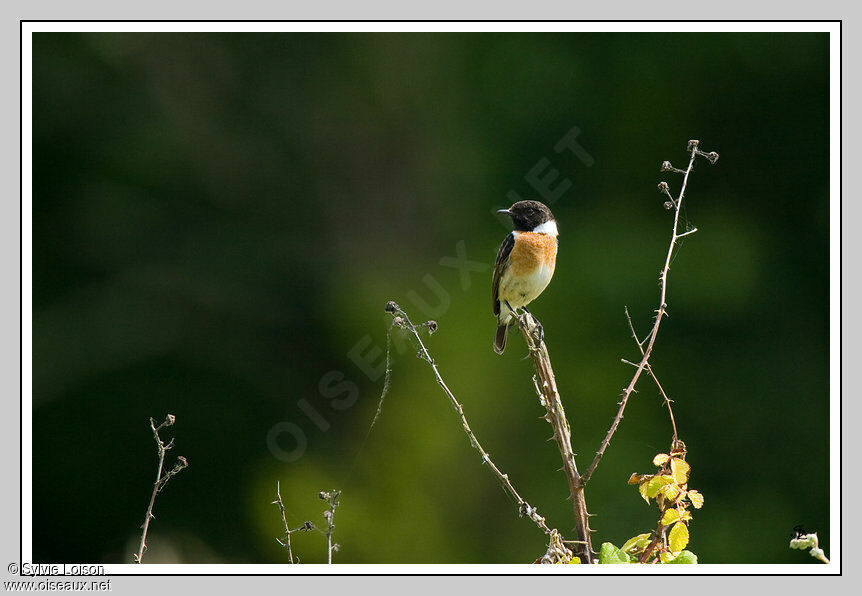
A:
[664,550,698,564]
[647,475,675,498]
[598,542,632,564]
[668,522,690,552]
[621,533,652,554]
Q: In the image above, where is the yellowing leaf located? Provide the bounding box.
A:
[660,483,681,501]
[628,473,647,485]
[688,490,704,509]
[647,475,675,498]
[671,458,691,485]
[668,522,690,552]
[621,533,652,553]
[659,551,676,563]
[568,556,581,564]
[661,508,680,525]
[680,509,693,522]
[639,480,650,503]
[653,453,671,466]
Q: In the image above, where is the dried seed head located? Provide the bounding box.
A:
[165,414,176,426]
[392,316,404,327]
[425,320,438,334]
[663,201,674,210]
[706,151,719,164]
[687,139,700,151]
[384,301,398,314]
[661,161,672,172]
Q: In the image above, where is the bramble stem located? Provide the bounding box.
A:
[134,415,188,563]
[384,302,562,543]
[583,140,717,485]
[517,313,593,563]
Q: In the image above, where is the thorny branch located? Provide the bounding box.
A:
[516,313,593,564]
[271,482,314,563]
[624,306,678,443]
[384,301,573,562]
[134,414,189,564]
[582,140,717,485]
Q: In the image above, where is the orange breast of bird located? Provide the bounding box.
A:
[498,231,558,309]
[508,232,557,275]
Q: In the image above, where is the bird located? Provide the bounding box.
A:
[492,200,558,354]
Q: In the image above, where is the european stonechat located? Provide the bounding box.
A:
[492,200,558,354]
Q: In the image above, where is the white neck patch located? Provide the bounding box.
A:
[532,220,558,236]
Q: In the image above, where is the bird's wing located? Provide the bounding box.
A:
[492,232,515,316]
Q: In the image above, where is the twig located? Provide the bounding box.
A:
[582,140,717,485]
[134,414,189,564]
[274,483,295,563]
[273,482,295,563]
[624,307,678,442]
[516,313,593,564]
[319,490,341,564]
[383,301,560,541]
[638,519,667,564]
[271,484,314,563]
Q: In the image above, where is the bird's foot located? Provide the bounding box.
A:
[533,320,544,346]
[511,307,544,347]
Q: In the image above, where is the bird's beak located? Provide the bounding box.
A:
[496,208,512,216]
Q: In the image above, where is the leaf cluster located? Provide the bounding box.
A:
[599,447,703,564]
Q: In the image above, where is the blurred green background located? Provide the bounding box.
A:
[31,32,830,564]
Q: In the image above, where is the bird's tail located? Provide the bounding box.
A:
[493,321,510,354]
